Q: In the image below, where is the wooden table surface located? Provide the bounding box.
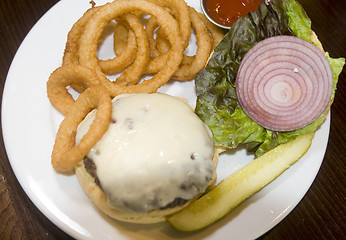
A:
[0,0,345,239]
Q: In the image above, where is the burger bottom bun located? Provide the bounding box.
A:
[75,148,220,224]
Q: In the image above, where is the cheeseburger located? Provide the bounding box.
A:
[75,93,218,223]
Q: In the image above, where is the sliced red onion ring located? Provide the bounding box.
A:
[236,35,333,132]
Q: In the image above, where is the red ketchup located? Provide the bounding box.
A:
[205,0,262,27]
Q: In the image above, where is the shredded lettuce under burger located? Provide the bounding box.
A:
[195,0,345,157]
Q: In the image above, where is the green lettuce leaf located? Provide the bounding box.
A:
[195,0,345,157]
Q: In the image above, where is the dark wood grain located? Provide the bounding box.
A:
[0,0,345,239]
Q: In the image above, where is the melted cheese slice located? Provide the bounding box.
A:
[76,93,215,212]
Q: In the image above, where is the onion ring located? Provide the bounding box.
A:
[78,0,184,97]
[146,7,213,81]
[62,6,100,67]
[143,0,190,74]
[145,16,163,58]
[155,28,194,65]
[99,13,150,82]
[236,35,333,131]
[51,86,112,172]
[154,12,224,55]
[173,7,212,81]
[98,18,138,75]
[149,0,191,49]
[113,13,150,85]
[112,20,137,67]
[62,5,144,82]
[46,64,101,115]
[62,6,101,93]
[155,26,171,54]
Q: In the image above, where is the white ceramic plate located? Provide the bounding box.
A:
[1,0,329,239]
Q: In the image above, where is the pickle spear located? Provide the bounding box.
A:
[167,132,314,231]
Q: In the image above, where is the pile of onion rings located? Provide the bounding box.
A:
[47,0,224,172]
